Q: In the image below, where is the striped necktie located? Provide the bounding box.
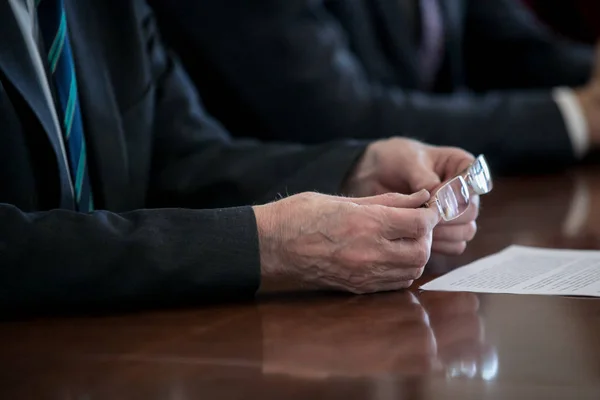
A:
[37,0,94,212]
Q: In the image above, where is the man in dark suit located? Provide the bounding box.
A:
[149,0,600,174]
[0,0,478,314]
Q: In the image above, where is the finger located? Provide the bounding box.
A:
[433,221,477,242]
[342,239,433,293]
[432,147,475,181]
[432,240,467,256]
[382,235,432,271]
[335,268,420,294]
[316,251,424,294]
[380,207,440,239]
[350,190,430,208]
[406,161,442,193]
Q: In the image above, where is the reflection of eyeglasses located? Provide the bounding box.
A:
[424,155,493,222]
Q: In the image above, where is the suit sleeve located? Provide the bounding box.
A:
[148,0,577,174]
[0,205,261,315]
[0,2,365,316]
[464,0,593,91]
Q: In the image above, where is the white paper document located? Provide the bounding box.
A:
[421,246,600,297]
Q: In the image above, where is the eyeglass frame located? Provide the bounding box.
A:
[424,155,492,222]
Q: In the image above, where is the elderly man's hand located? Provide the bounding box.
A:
[253,191,440,294]
[343,137,479,256]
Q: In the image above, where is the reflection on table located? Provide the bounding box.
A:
[260,291,493,379]
[4,167,600,399]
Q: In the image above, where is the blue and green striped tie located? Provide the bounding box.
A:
[37,0,94,212]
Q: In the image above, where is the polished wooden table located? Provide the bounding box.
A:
[3,168,600,399]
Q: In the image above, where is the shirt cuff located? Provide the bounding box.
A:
[552,87,589,159]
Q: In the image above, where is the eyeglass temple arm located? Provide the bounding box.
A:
[422,197,440,208]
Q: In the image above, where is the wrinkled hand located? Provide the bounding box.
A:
[343,137,479,256]
[575,41,600,146]
[253,190,440,294]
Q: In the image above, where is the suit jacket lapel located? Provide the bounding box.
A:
[0,1,75,209]
[66,0,131,211]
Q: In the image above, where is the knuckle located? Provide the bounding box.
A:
[444,242,467,255]
[348,285,373,295]
[398,280,414,290]
[412,267,425,280]
[455,241,468,254]
[464,202,479,220]
[412,243,430,268]
[348,287,363,295]
[381,192,403,204]
[410,215,428,238]
[348,270,370,286]
[298,191,319,201]
[465,222,478,241]
[403,267,423,281]
[295,191,326,206]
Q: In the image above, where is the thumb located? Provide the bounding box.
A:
[351,189,431,208]
[407,164,442,192]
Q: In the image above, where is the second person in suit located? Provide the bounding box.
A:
[149,0,600,174]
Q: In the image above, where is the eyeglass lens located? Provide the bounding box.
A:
[469,156,493,195]
[435,176,470,221]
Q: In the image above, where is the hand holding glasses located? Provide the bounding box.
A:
[424,155,493,221]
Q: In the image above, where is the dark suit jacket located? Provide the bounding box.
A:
[149,0,594,173]
[523,0,600,44]
[0,0,365,315]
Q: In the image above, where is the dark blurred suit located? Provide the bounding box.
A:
[149,0,594,173]
[0,0,363,314]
